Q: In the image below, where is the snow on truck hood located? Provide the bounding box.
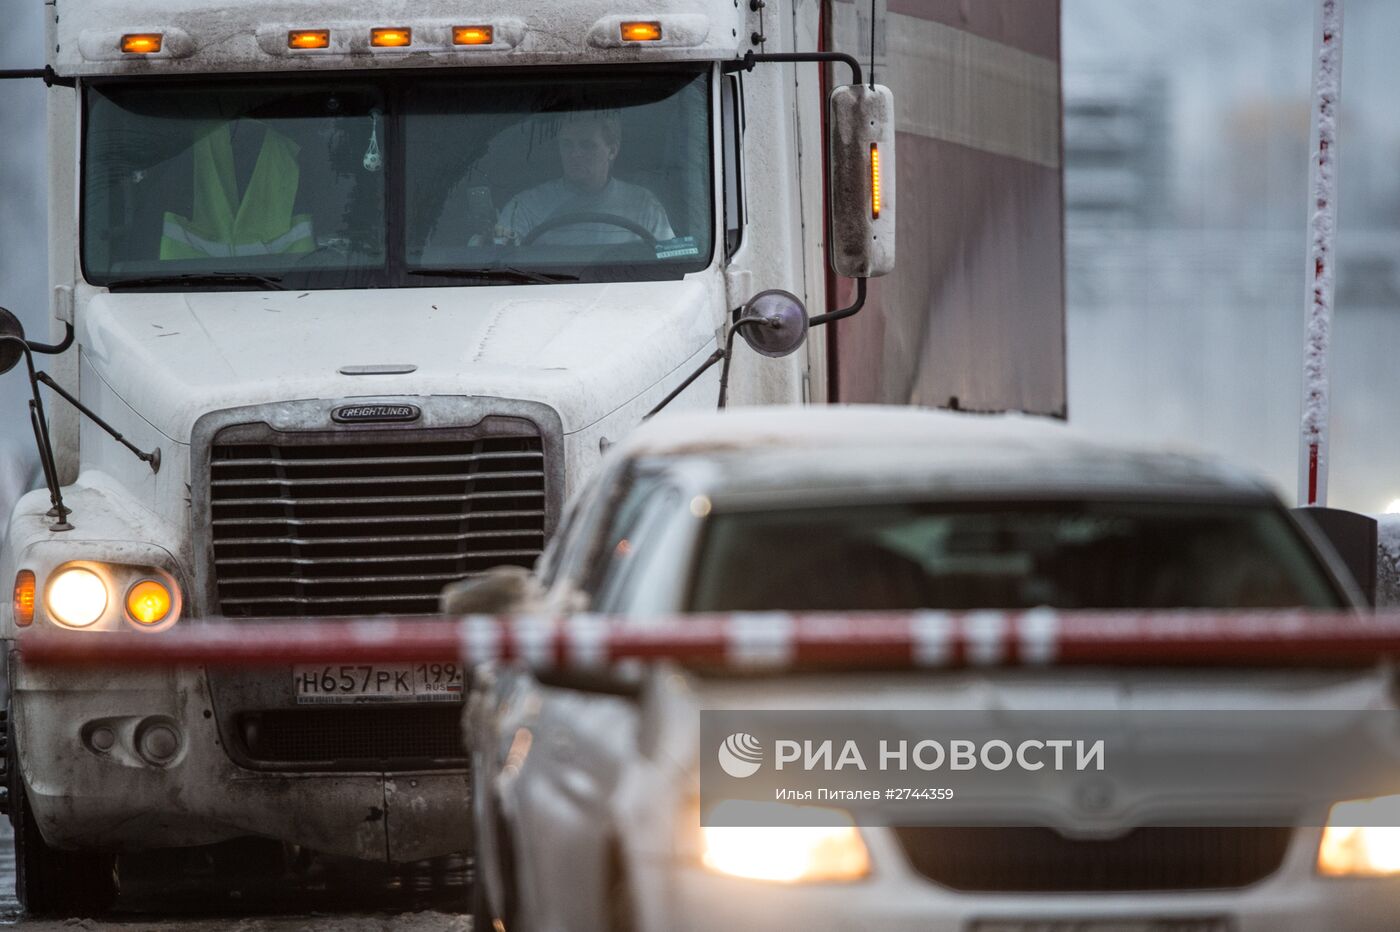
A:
[78,281,716,442]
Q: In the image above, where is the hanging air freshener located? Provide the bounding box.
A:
[363,109,383,172]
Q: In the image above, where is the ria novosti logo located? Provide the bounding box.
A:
[718,733,764,778]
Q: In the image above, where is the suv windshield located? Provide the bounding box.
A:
[82,69,712,290]
[688,501,1347,612]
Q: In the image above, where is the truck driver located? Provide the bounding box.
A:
[496,111,675,247]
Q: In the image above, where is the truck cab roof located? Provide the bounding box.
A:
[52,0,745,77]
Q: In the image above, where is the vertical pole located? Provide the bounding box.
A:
[1299,0,1344,507]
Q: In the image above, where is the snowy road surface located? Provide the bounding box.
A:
[0,821,473,930]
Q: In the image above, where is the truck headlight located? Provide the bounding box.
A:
[126,579,174,626]
[1318,795,1400,877]
[45,567,108,628]
[699,802,870,883]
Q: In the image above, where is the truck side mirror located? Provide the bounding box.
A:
[0,307,26,375]
[736,289,808,358]
[828,83,896,279]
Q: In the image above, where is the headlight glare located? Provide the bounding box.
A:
[1318,795,1400,877]
[699,802,869,883]
[45,567,109,628]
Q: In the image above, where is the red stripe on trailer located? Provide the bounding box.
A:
[16,611,1400,671]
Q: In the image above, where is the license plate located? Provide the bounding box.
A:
[293,663,465,704]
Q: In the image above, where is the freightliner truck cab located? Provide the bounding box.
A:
[0,0,897,912]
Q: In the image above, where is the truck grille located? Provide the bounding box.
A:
[893,826,1292,892]
[237,707,465,767]
[208,429,546,617]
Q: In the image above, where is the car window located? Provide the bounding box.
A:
[687,500,1348,612]
[592,487,685,613]
[556,465,673,604]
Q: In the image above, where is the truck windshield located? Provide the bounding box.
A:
[688,501,1348,612]
[82,69,712,290]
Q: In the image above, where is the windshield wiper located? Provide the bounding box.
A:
[104,272,286,291]
[407,267,579,285]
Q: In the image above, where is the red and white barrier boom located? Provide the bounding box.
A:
[17,611,1400,670]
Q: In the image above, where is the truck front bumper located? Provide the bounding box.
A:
[11,662,470,862]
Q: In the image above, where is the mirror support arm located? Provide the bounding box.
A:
[645,347,727,420]
[0,335,72,529]
[810,277,866,327]
[723,49,862,87]
[645,316,771,419]
[0,67,76,88]
[35,372,160,474]
[25,322,74,356]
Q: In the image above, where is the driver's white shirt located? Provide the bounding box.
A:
[499,178,675,246]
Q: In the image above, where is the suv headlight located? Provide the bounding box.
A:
[698,801,870,883]
[1318,795,1400,877]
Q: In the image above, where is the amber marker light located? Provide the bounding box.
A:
[288,29,330,50]
[371,27,412,48]
[453,25,494,46]
[620,21,663,42]
[870,144,882,219]
[126,579,173,626]
[120,33,163,54]
[13,570,35,627]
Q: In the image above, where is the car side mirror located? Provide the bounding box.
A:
[828,83,896,279]
[0,307,26,375]
[1292,507,1378,606]
[440,565,545,615]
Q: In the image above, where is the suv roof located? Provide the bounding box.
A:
[622,406,1275,507]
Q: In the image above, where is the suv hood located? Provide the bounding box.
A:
[79,280,717,442]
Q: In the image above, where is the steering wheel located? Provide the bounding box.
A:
[519,212,658,248]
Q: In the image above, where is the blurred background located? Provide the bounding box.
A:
[1065,0,1400,513]
[2,1,1399,511]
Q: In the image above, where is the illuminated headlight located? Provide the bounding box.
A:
[1318,795,1400,877]
[698,802,870,883]
[45,567,109,628]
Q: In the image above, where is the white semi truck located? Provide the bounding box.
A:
[0,0,1064,913]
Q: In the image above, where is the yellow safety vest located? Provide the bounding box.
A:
[160,122,315,260]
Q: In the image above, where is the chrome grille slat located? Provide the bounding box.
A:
[219,562,540,586]
[212,510,545,528]
[209,429,547,618]
[214,529,544,548]
[211,470,544,488]
[214,550,531,566]
[212,490,543,507]
[219,593,443,606]
[212,450,541,469]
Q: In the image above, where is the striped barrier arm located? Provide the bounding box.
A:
[16,610,1400,671]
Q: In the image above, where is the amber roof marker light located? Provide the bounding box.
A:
[870,144,882,219]
[371,27,412,48]
[120,33,163,54]
[620,22,663,42]
[288,30,331,50]
[453,26,494,46]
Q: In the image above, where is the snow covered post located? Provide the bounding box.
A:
[1299,0,1344,507]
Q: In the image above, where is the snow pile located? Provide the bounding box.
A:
[1377,513,1400,607]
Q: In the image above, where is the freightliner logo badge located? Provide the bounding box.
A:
[332,404,421,423]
